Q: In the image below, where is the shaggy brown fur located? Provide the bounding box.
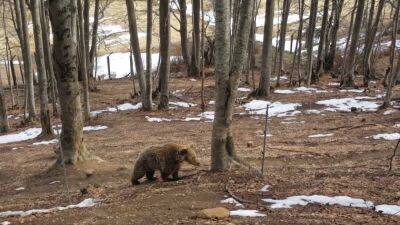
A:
[131,143,200,185]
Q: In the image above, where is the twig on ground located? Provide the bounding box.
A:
[225,183,255,204]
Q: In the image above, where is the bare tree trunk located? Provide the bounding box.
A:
[325,0,344,71]
[383,0,399,108]
[40,0,58,116]
[158,0,171,109]
[83,0,90,63]
[49,0,91,164]
[77,0,90,121]
[362,0,385,85]
[296,0,305,85]
[314,0,329,81]
[145,0,153,109]
[126,0,151,110]
[190,0,201,77]
[18,0,36,121]
[253,0,274,97]
[88,0,100,80]
[178,0,191,75]
[344,0,358,58]
[211,0,252,171]
[341,0,365,87]
[276,0,291,86]
[305,0,318,86]
[31,0,53,136]
[0,70,9,133]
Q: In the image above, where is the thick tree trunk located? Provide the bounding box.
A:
[325,0,344,71]
[126,0,151,110]
[362,0,385,85]
[190,0,201,77]
[31,0,53,136]
[344,0,358,58]
[158,0,171,109]
[19,0,36,121]
[77,0,91,121]
[145,0,153,109]
[305,0,318,86]
[341,0,365,87]
[211,0,252,171]
[0,71,9,133]
[253,0,274,97]
[314,0,329,81]
[178,0,191,75]
[49,0,91,164]
[276,0,291,86]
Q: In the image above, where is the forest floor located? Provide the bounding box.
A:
[1,71,400,225]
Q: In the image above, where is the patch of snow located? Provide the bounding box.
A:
[198,111,214,121]
[0,128,42,145]
[372,133,400,141]
[15,187,25,191]
[208,100,215,105]
[117,103,142,111]
[308,133,333,138]
[260,185,270,192]
[169,102,197,108]
[182,117,202,122]
[263,195,374,209]
[1,221,10,225]
[230,209,266,217]
[304,109,321,114]
[0,198,101,218]
[145,116,172,123]
[220,198,244,208]
[83,125,108,132]
[275,86,327,94]
[328,82,340,86]
[190,78,197,81]
[241,100,301,117]
[375,205,400,216]
[98,25,126,36]
[32,139,58,146]
[383,109,398,115]
[90,107,118,117]
[394,124,400,128]
[275,89,295,94]
[316,98,379,112]
[238,87,251,92]
[339,89,365,93]
[95,52,181,79]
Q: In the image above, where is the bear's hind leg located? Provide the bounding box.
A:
[146,170,157,181]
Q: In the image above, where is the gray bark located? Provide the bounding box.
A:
[178,0,191,75]
[362,0,385,85]
[211,0,252,171]
[341,0,365,87]
[314,0,329,81]
[145,0,153,109]
[19,0,36,121]
[31,0,53,136]
[158,0,171,109]
[126,0,151,110]
[190,0,201,77]
[276,0,291,86]
[305,0,318,86]
[49,0,91,164]
[325,0,344,71]
[0,70,9,133]
[77,0,91,121]
[254,0,274,97]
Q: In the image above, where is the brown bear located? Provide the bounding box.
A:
[131,143,200,185]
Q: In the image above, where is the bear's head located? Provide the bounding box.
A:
[177,146,200,166]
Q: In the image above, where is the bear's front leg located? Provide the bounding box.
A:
[161,172,173,182]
